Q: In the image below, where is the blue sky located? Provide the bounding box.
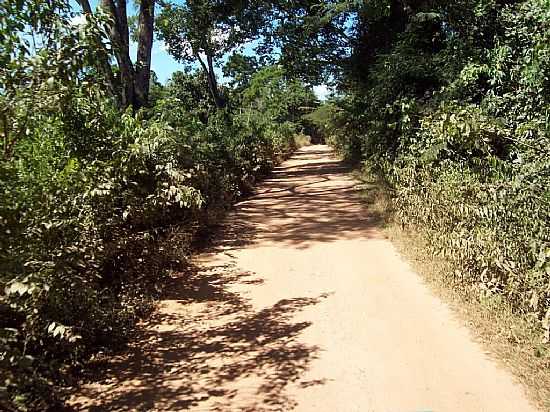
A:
[70,0,331,99]
[146,40,181,84]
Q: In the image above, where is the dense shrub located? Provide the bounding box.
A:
[324,0,550,340]
[0,5,314,409]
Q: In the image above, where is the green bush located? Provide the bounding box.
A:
[327,0,550,341]
[0,7,313,408]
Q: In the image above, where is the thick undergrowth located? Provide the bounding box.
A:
[0,5,315,410]
[2,0,549,409]
[316,0,550,344]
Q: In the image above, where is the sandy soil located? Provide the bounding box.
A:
[69,145,539,412]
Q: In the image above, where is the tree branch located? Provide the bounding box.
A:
[77,0,92,14]
[100,0,136,108]
[135,0,155,107]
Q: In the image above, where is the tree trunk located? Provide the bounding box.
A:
[197,53,225,109]
[77,0,92,14]
[100,0,136,109]
[84,0,155,110]
[206,54,225,108]
[77,0,119,104]
[135,0,155,108]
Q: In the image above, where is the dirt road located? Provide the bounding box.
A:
[70,145,539,412]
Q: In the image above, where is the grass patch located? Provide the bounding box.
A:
[355,168,550,412]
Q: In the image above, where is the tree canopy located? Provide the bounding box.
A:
[1,0,549,409]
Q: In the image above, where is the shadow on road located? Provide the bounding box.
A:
[205,145,382,251]
[69,262,326,411]
[68,146,367,410]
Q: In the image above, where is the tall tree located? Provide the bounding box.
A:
[222,53,259,91]
[135,0,155,106]
[257,0,355,84]
[157,0,266,108]
[77,0,155,109]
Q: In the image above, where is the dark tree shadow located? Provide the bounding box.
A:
[67,145,370,410]
[68,263,327,411]
[195,145,383,253]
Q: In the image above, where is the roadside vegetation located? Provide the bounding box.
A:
[351,168,550,410]
[1,0,548,410]
[0,1,316,409]
[305,0,550,407]
[316,0,550,343]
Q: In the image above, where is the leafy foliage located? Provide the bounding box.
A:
[3,0,549,409]
[325,0,550,341]
[0,3,316,409]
